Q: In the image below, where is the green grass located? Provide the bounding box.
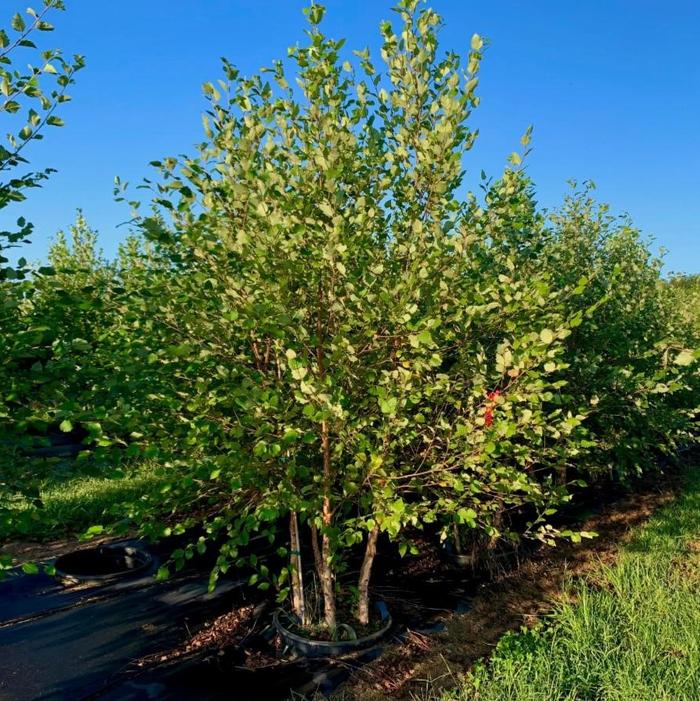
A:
[434,468,700,701]
[0,457,164,541]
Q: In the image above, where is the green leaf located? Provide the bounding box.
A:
[457,508,477,526]
[11,13,26,33]
[674,350,694,366]
[540,329,554,344]
[307,4,326,25]
[379,397,398,415]
[416,330,434,347]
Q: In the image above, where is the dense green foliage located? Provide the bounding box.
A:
[543,188,698,477]
[3,215,147,441]
[1,1,698,632]
[435,467,700,701]
[0,0,84,278]
[667,273,700,340]
[0,1,84,572]
[0,0,85,431]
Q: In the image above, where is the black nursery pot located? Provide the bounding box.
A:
[54,543,153,586]
[273,601,392,658]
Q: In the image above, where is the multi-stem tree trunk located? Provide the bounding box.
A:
[318,420,337,630]
[356,525,380,625]
[315,279,337,631]
[289,511,307,625]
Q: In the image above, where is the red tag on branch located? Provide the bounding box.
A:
[484,388,501,427]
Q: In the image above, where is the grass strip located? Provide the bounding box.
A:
[437,468,700,701]
[0,458,163,541]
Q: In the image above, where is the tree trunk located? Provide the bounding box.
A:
[453,522,462,555]
[289,511,307,625]
[556,464,568,486]
[315,282,336,630]
[310,522,323,579]
[318,420,337,630]
[356,525,380,626]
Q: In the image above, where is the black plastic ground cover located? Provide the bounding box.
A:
[0,540,245,701]
[0,535,475,701]
[1,576,247,701]
[94,638,386,701]
[94,585,469,701]
[88,572,473,700]
[0,540,159,627]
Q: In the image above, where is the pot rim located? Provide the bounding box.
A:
[54,543,153,583]
[273,602,392,650]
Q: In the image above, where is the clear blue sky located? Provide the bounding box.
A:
[4,0,699,273]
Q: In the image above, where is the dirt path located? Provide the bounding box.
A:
[333,475,682,701]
